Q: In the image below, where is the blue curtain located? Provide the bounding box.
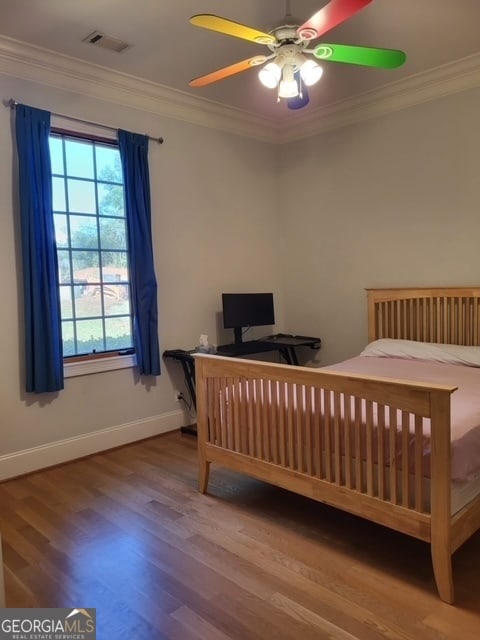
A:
[15,104,64,393]
[118,130,160,376]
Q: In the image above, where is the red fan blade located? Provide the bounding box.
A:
[297,0,372,41]
[189,56,267,87]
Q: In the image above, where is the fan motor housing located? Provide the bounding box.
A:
[268,24,311,55]
[273,25,298,40]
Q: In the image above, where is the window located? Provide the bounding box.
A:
[14,104,159,391]
[49,131,134,359]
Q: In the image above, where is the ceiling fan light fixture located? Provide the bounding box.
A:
[278,80,298,98]
[300,59,323,86]
[278,65,299,99]
[188,3,407,109]
[258,61,282,89]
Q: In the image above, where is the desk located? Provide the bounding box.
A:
[255,334,321,366]
[163,348,197,405]
[163,334,320,435]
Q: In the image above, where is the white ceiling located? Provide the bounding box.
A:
[1,0,480,121]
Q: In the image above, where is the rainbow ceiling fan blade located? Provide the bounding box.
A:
[189,56,268,87]
[314,43,406,68]
[297,0,373,41]
[190,14,276,45]
[188,1,406,107]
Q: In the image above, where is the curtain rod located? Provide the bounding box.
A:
[7,99,164,144]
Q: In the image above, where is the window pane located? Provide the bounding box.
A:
[72,251,100,282]
[105,317,133,351]
[62,321,76,357]
[49,137,64,175]
[74,288,102,318]
[103,285,131,316]
[65,139,94,179]
[75,319,104,353]
[96,146,122,183]
[99,217,127,250]
[73,281,88,296]
[103,270,122,283]
[59,286,73,318]
[69,215,98,250]
[57,250,71,283]
[102,251,128,272]
[98,183,125,217]
[54,214,68,248]
[67,178,96,213]
[52,177,66,212]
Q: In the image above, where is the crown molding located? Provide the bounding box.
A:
[0,35,279,143]
[1,35,480,145]
[278,51,480,143]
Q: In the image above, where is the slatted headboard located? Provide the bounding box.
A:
[366,287,480,346]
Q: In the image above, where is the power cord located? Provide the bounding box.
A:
[179,381,196,419]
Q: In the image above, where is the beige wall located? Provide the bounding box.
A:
[1,66,480,476]
[0,74,283,472]
[278,88,480,365]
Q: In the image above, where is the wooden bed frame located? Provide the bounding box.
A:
[195,287,480,603]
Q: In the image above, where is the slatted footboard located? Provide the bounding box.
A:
[195,353,456,602]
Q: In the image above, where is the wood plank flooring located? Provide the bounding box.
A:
[0,431,479,639]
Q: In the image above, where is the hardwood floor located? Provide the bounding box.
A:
[0,431,479,639]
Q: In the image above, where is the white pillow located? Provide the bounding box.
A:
[360,338,480,367]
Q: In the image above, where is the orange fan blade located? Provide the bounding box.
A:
[190,14,275,45]
[189,56,267,87]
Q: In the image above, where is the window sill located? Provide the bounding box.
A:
[64,353,137,378]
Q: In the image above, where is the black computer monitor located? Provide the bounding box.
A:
[222,292,275,344]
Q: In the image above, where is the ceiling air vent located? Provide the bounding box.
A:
[82,31,131,53]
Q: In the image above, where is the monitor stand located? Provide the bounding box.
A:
[233,327,243,344]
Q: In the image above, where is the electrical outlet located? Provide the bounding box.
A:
[175,390,184,402]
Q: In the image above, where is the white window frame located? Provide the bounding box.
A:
[64,352,137,378]
[51,116,136,378]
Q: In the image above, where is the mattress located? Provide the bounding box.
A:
[451,469,480,514]
[325,352,480,482]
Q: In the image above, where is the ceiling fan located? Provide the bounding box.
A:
[188,0,406,110]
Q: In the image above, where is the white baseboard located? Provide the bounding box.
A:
[0,410,186,481]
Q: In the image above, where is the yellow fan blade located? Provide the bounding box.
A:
[189,56,267,87]
[190,14,276,45]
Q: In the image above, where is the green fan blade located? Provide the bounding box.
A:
[313,43,406,69]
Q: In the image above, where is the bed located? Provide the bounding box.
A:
[194,287,480,603]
